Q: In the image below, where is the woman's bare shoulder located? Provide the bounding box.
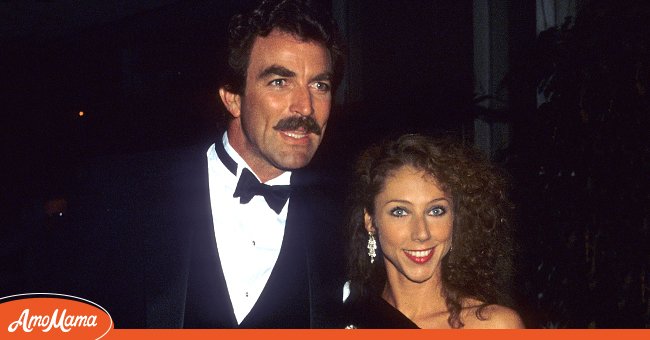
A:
[462,300,525,329]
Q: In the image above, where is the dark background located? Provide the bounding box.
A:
[2,0,649,328]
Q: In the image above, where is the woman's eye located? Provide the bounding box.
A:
[390,207,408,217]
[429,206,446,216]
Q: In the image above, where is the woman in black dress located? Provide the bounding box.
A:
[344,134,524,328]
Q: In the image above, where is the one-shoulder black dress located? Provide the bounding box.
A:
[343,294,419,329]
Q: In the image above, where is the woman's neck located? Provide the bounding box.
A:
[381,274,448,324]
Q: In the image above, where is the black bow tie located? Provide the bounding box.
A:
[233,168,291,214]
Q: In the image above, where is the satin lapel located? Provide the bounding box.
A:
[143,144,235,328]
[182,144,238,328]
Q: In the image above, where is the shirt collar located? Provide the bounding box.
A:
[222,132,292,186]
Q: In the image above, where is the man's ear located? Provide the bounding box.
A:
[364,209,375,233]
[218,87,242,118]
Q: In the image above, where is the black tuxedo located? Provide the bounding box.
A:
[22,142,345,328]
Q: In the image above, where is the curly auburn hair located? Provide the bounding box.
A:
[223,0,345,95]
[346,134,516,328]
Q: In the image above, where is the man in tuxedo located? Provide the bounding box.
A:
[179,0,346,328]
[21,0,346,329]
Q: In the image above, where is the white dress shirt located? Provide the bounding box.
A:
[206,133,291,324]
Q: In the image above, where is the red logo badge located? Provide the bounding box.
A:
[0,293,113,339]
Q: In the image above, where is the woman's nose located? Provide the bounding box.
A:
[412,215,432,242]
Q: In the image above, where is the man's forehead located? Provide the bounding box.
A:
[247,30,332,73]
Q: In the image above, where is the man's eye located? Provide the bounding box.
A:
[429,206,446,216]
[269,79,287,86]
[312,82,331,91]
[390,207,408,217]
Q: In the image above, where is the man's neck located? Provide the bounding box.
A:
[225,128,284,183]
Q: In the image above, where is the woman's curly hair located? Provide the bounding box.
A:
[346,134,516,328]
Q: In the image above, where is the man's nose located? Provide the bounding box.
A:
[290,86,314,116]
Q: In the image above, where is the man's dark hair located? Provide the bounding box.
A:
[222,0,344,95]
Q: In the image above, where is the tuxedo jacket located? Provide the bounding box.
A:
[26,142,346,328]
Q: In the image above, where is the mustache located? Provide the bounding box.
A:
[273,116,322,136]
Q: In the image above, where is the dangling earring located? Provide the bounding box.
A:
[367,232,377,263]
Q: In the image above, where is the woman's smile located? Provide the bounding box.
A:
[403,247,435,264]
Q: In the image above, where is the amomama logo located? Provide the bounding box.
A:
[0,293,113,339]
